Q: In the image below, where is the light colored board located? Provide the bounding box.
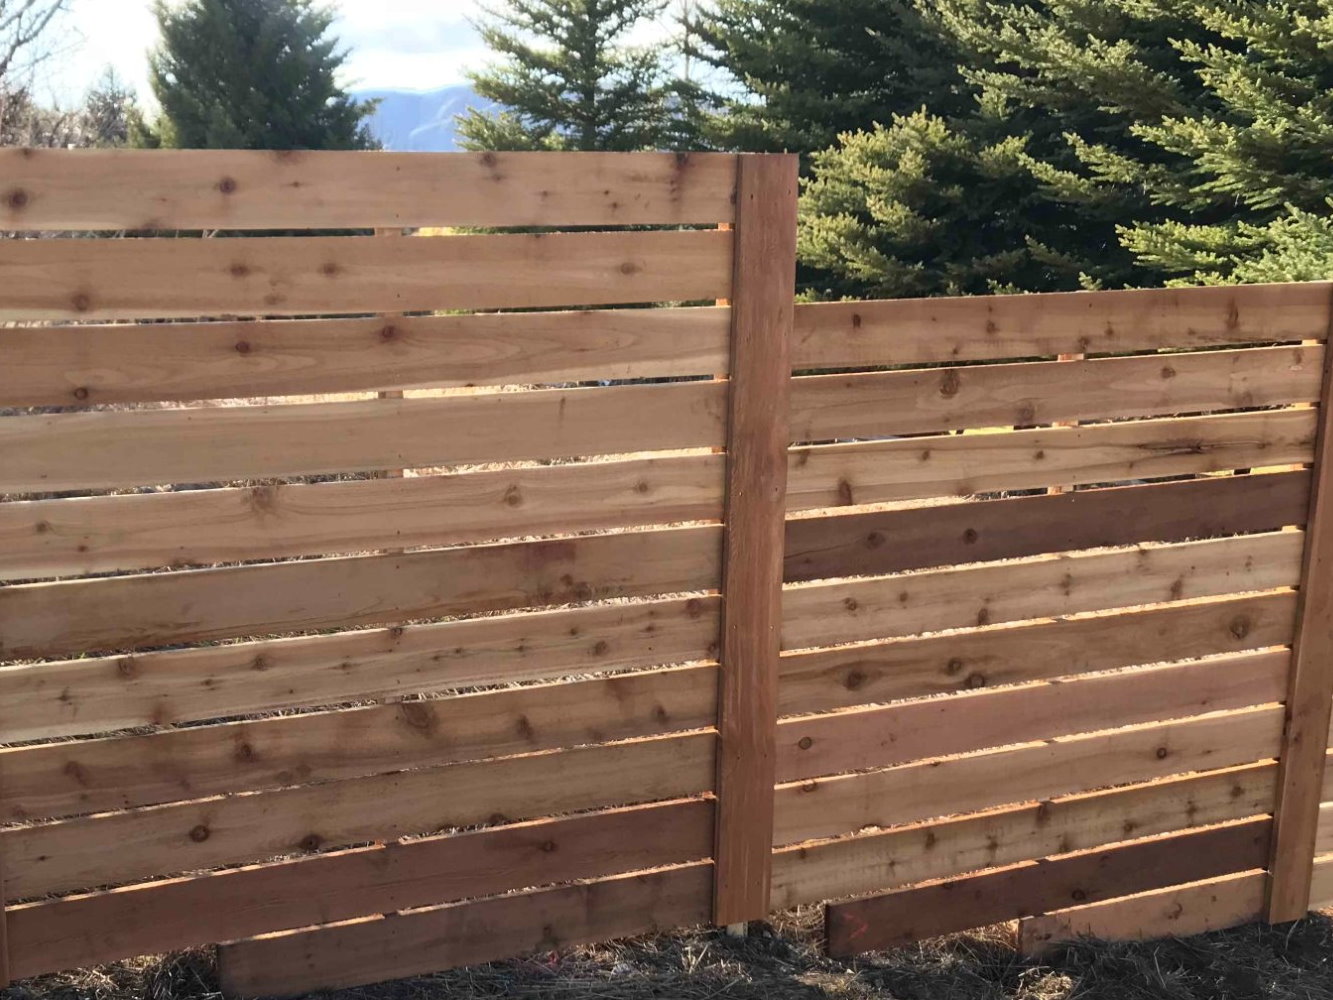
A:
[773,706,1283,847]
[216,862,713,998]
[786,408,1318,510]
[0,379,726,495]
[0,596,719,743]
[7,798,712,980]
[0,228,733,321]
[1314,803,1333,857]
[3,730,715,901]
[1267,290,1333,922]
[771,760,1276,909]
[712,153,798,926]
[0,453,725,581]
[776,651,1287,783]
[0,524,721,660]
[825,818,1270,956]
[1,664,717,822]
[0,306,732,408]
[1019,870,1267,955]
[788,345,1321,443]
[784,472,1310,584]
[779,591,1298,717]
[782,530,1303,651]
[0,149,739,230]
[790,282,1331,370]
[1309,852,1333,908]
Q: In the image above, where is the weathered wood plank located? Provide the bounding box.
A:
[771,760,1276,909]
[1308,852,1333,908]
[826,818,1270,956]
[0,149,739,230]
[774,707,1283,847]
[784,472,1310,583]
[782,531,1303,651]
[791,283,1331,370]
[0,229,732,321]
[787,409,1317,510]
[8,798,713,980]
[0,596,720,742]
[0,379,726,495]
[3,731,715,901]
[712,153,798,926]
[0,306,732,408]
[788,346,1321,443]
[1,453,725,581]
[0,524,721,660]
[1267,291,1333,922]
[777,651,1287,783]
[1,665,717,822]
[778,591,1297,717]
[217,862,714,998]
[1019,870,1267,955]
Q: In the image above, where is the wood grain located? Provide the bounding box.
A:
[787,409,1318,510]
[784,472,1311,583]
[0,149,739,230]
[712,153,798,926]
[791,282,1331,370]
[8,799,713,980]
[826,819,1270,955]
[0,379,727,494]
[4,731,715,900]
[0,524,722,660]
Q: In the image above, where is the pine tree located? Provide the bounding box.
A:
[142,0,375,150]
[457,0,691,152]
[691,0,968,153]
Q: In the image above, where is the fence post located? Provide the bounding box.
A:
[712,153,799,928]
[1,796,8,988]
[1267,288,1333,922]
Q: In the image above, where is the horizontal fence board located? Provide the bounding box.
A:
[0,596,720,742]
[1018,870,1266,955]
[773,706,1283,847]
[782,531,1303,651]
[0,380,727,495]
[784,472,1311,583]
[778,591,1298,717]
[771,760,1275,909]
[1310,852,1333,909]
[791,282,1331,369]
[0,524,721,660]
[4,731,715,901]
[1,453,725,581]
[777,651,1286,782]
[2,665,717,822]
[787,408,1317,511]
[1315,803,1333,856]
[9,798,713,980]
[826,818,1270,956]
[0,149,738,230]
[217,862,714,998]
[0,306,733,407]
[788,345,1321,443]
[0,229,734,321]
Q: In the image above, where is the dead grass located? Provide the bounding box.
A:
[9,910,1333,1000]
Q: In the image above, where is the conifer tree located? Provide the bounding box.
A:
[457,0,691,151]
[142,0,375,150]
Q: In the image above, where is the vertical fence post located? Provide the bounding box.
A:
[712,153,799,928]
[1,796,8,988]
[1267,288,1333,922]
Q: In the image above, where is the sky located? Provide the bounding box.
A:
[35,0,682,106]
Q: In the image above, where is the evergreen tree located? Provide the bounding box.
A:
[457,0,691,152]
[142,0,375,150]
[691,0,968,153]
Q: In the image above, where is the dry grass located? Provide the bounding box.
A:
[9,910,1333,1000]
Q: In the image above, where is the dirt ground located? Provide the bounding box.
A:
[8,907,1333,1000]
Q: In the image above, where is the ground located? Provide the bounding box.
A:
[9,908,1333,1000]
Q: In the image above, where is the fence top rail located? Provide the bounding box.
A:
[0,149,741,231]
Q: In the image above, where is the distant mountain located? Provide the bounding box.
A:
[352,85,497,152]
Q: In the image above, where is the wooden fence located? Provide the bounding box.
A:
[1,148,1332,997]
